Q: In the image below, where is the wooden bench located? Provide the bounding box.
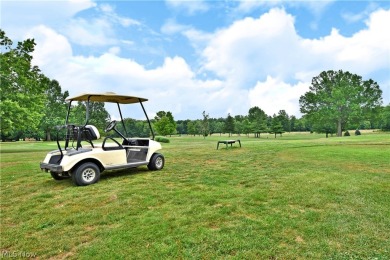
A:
[217,140,241,150]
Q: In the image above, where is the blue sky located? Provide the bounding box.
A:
[1,0,389,120]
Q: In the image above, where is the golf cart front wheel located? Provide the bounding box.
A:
[148,153,165,170]
[72,162,100,186]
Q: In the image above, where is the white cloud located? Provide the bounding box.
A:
[165,0,209,15]
[202,8,301,82]
[27,26,226,119]
[161,19,212,52]
[98,3,141,27]
[62,3,142,47]
[248,76,309,116]
[302,8,390,76]
[27,25,73,67]
[1,0,96,39]
[161,19,191,35]
[341,2,379,23]
[6,3,389,120]
[199,7,390,111]
[64,17,117,46]
[236,0,334,16]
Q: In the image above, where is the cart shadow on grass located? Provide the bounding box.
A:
[44,167,152,186]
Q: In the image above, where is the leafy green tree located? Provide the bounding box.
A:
[118,118,151,137]
[40,80,69,141]
[121,118,137,136]
[277,110,290,132]
[380,104,390,131]
[248,106,268,138]
[213,121,224,136]
[224,113,235,137]
[88,102,110,131]
[299,70,383,137]
[242,119,252,137]
[154,111,176,136]
[196,120,203,136]
[269,114,285,138]
[176,120,187,135]
[290,115,298,131]
[155,116,172,136]
[201,111,210,138]
[0,29,50,141]
[187,121,196,136]
[234,120,243,136]
[67,101,110,133]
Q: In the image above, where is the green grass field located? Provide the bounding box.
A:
[1,132,389,259]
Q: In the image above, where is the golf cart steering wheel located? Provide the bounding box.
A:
[105,120,117,132]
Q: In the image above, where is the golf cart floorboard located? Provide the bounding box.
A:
[127,159,147,163]
[105,160,148,171]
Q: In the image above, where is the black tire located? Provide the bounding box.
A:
[50,171,69,180]
[147,153,164,171]
[72,162,100,186]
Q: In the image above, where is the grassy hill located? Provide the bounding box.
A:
[1,132,389,259]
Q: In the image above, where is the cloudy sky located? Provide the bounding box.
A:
[2,0,389,120]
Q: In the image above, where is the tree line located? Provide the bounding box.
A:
[1,30,389,141]
[155,104,390,138]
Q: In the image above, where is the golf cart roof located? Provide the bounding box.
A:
[66,92,148,104]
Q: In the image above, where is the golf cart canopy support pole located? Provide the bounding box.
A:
[64,101,73,150]
[117,102,128,137]
[139,99,155,140]
[85,95,93,126]
[65,100,73,125]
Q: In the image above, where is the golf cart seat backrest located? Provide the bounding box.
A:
[84,125,100,140]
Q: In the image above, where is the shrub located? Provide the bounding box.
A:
[355,129,361,136]
[344,131,350,136]
[155,136,170,143]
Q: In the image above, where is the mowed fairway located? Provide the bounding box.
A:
[1,132,389,259]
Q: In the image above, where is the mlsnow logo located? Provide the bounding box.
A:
[1,251,37,258]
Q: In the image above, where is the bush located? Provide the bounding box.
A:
[355,129,361,136]
[155,136,170,143]
[344,131,350,136]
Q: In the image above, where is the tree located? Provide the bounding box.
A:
[40,80,69,141]
[380,104,390,131]
[1,29,50,141]
[299,70,383,137]
[242,119,252,137]
[88,102,110,131]
[248,106,268,138]
[187,121,196,136]
[224,113,235,137]
[290,115,298,131]
[154,111,176,136]
[269,114,285,138]
[213,121,224,136]
[67,101,110,132]
[201,111,210,138]
[277,110,290,132]
[176,120,187,135]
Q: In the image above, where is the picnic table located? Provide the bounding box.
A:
[217,139,241,150]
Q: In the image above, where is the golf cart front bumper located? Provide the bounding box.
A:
[40,163,64,173]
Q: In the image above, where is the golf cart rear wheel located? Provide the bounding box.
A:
[148,153,164,170]
[72,162,100,186]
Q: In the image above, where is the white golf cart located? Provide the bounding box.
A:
[40,92,164,186]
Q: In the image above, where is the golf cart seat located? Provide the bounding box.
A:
[84,125,100,140]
